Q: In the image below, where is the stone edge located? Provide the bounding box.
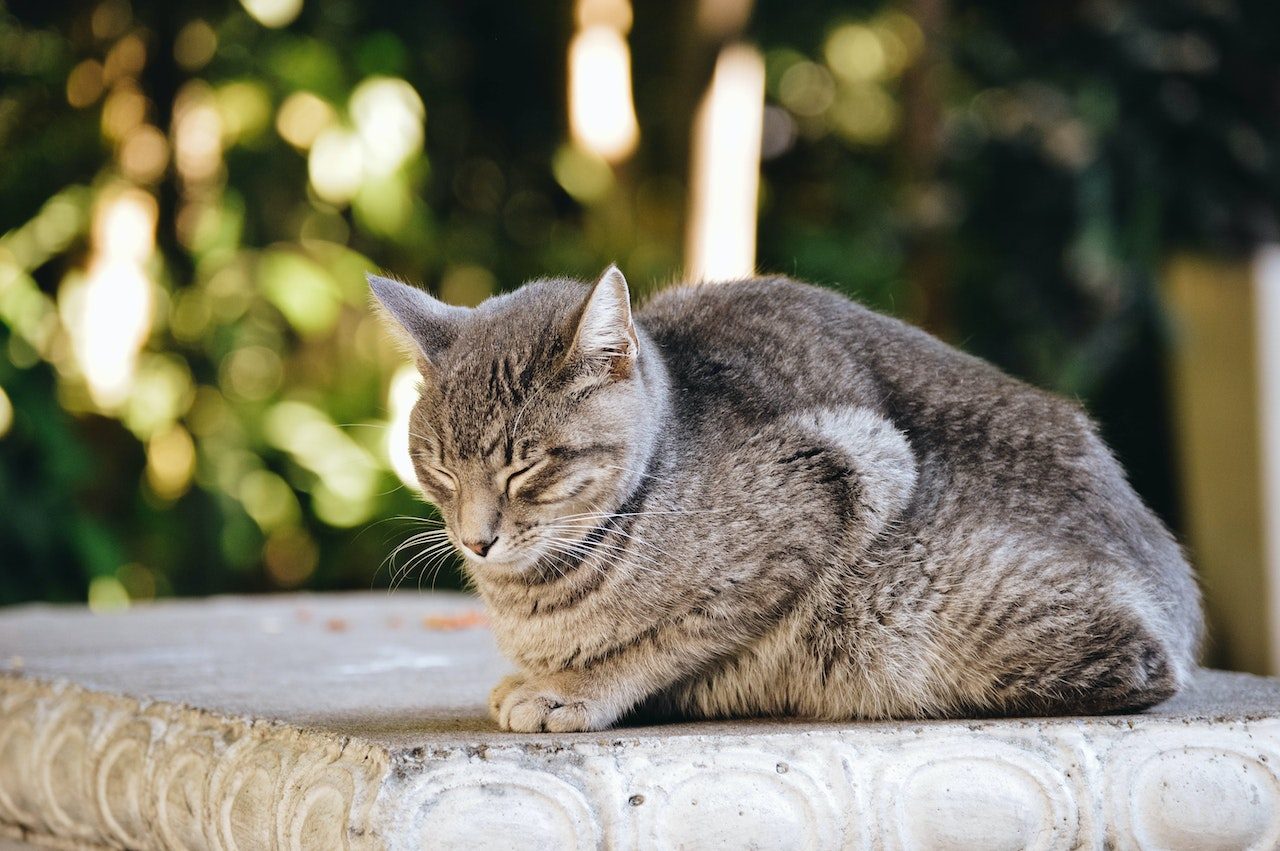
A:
[0,674,390,851]
[6,671,1280,850]
[369,713,1280,850]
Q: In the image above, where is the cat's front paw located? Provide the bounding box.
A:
[489,673,528,722]
[494,676,615,732]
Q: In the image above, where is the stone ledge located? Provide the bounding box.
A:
[1,593,1278,850]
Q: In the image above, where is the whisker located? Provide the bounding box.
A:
[539,523,672,564]
[385,531,453,591]
[552,506,734,522]
[393,540,456,593]
[418,545,460,592]
[541,536,663,569]
[423,548,462,591]
[539,538,662,577]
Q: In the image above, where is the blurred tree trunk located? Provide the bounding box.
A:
[898,0,953,339]
[1164,254,1270,674]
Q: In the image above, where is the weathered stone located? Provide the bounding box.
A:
[1,593,1279,850]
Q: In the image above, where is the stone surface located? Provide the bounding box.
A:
[1,593,1279,850]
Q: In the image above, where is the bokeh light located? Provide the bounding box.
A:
[387,364,421,493]
[350,77,425,176]
[60,188,157,411]
[0,387,12,438]
[66,60,104,108]
[119,124,170,184]
[240,0,303,29]
[146,425,196,500]
[308,126,365,205]
[173,82,224,186]
[825,25,886,82]
[687,43,765,282]
[568,0,638,163]
[276,91,335,149]
[263,527,319,587]
[174,20,218,71]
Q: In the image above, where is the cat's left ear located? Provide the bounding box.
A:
[367,273,468,366]
[566,264,639,382]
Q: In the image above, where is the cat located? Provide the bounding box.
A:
[370,265,1203,733]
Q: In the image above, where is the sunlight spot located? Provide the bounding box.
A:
[276,91,335,150]
[88,576,130,612]
[240,0,303,28]
[568,23,638,163]
[66,60,104,108]
[240,469,300,531]
[103,33,147,85]
[215,81,272,143]
[350,77,425,177]
[829,82,899,145]
[101,83,148,141]
[264,401,380,526]
[61,188,157,411]
[174,20,218,71]
[220,345,283,401]
[0,386,12,438]
[825,24,886,82]
[686,43,765,282]
[308,126,364,204]
[777,61,835,117]
[173,82,223,186]
[119,124,170,184]
[576,0,631,30]
[146,424,196,500]
[387,364,421,492]
[552,143,614,203]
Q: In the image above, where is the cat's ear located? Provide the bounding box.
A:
[367,273,467,364]
[566,264,638,382]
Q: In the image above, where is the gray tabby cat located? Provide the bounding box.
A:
[370,266,1202,733]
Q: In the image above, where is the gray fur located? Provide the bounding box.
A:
[370,269,1203,732]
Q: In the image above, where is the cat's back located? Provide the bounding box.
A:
[636,277,1047,424]
[637,277,1125,527]
[637,277,892,417]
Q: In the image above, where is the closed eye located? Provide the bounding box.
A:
[505,459,546,498]
[511,463,596,505]
[420,463,458,492]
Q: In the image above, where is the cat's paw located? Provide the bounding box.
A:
[494,676,615,732]
[488,673,528,722]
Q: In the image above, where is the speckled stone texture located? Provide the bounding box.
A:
[1,593,1278,850]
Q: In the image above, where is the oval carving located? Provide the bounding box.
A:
[1129,746,1280,851]
[410,765,600,850]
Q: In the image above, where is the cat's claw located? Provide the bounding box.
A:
[494,676,613,732]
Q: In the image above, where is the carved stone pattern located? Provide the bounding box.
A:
[376,722,1280,851]
[6,672,1280,850]
[0,676,387,851]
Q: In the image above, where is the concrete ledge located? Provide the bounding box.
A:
[1,593,1278,850]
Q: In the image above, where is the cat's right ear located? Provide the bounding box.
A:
[367,273,467,365]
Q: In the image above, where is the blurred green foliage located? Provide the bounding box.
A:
[1,0,1277,605]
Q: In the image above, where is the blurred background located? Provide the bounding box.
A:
[2,0,1279,673]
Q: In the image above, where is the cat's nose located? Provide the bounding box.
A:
[463,536,497,557]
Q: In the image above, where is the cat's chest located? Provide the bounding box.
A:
[485,595,628,672]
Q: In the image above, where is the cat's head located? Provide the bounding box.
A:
[370,266,662,576]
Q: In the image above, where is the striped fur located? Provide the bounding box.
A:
[370,269,1203,732]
